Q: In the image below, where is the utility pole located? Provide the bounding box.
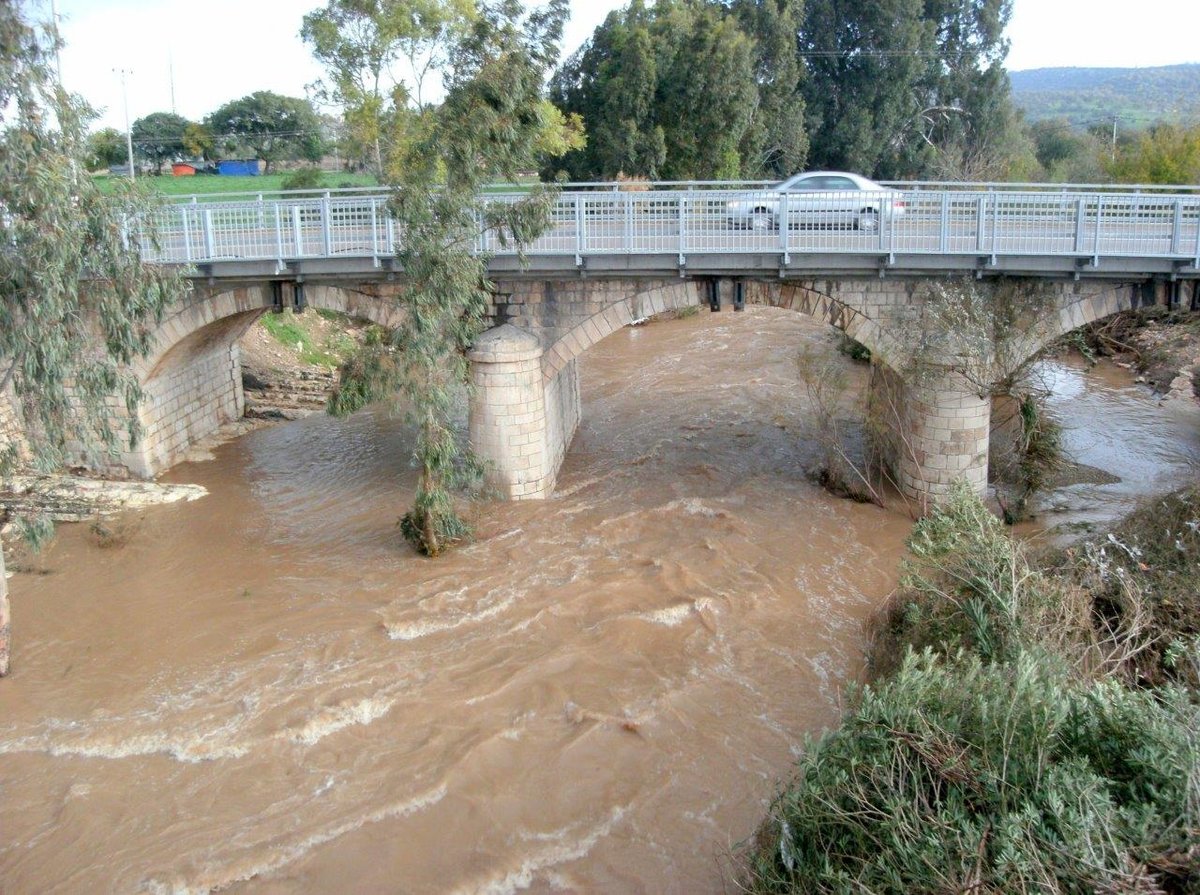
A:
[1111,114,1119,163]
[114,68,135,181]
[168,50,176,114]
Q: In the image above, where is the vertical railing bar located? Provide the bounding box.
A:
[1172,199,1183,256]
[1074,196,1086,255]
[624,191,633,253]
[274,202,284,266]
[574,192,584,265]
[975,196,985,253]
[370,198,379,263]
[180,205,193,263]
[778,191,789,263]
[990,192,999,259]
[321,192,332,257]
[1092,195,1104,265]
[681,193,691,265]
[939,192,949,255]
[292,205,304,256]
[202,208,214,260]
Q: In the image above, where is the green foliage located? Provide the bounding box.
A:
[132,111,191,174]
[0,4,187,480]
[746,486,1200,893]
[548,0,766,180]
[279,167,325,192]
[260,309,351,367]
[206,92,325,174]
[747,650,1200,894]
[320,0,569,556]
[181,121,214,159]
[1107,122,1200,184]
[301,0,477,175]
[85,126,126,170]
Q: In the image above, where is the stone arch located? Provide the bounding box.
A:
[539,278,901,384]
[1000,280,1149,379]
[126,283,405,478]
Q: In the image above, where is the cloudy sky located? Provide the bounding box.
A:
[38,0,1200,132]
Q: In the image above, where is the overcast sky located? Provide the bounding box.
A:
[38,0,1200,132]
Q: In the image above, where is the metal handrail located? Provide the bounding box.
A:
[139,186,1200,272]
[164,178,1200,205]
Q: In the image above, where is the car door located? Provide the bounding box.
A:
[822,176,862,226]
[782,176,829,227]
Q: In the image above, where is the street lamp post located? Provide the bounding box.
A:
[113,67,134,181]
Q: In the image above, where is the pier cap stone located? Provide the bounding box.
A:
[468,324,543,364]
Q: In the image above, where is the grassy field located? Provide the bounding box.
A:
[94,171,379,199]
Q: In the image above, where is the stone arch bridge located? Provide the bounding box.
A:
[28,272,1185,506]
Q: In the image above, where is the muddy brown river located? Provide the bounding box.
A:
[2,308,1198,893]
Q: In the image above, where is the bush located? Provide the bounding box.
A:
[743,485,1200,894]
[746,650,1200,894]
[280,167,324,192]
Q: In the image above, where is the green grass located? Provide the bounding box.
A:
[93,171,379,199]
[259,309,353,368]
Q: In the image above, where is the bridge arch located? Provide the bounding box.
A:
[538,278,902,386]
[127,283,404,478]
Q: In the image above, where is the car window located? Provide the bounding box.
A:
[824,177,859,190]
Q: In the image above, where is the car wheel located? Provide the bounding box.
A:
[750,208,776,232]
[855,208,879,233]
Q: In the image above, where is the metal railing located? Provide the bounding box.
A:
[139,186,1200,271]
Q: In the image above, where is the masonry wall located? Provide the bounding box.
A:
[0,383,25,467]
[543,358,581,484]
[128,311,262,478]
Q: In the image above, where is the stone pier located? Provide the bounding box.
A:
[872,365,991,505]
[468,325,580,500]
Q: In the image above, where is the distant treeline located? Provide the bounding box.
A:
[1011,64,1200,130]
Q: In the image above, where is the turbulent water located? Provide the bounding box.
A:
[1,308,1197,894]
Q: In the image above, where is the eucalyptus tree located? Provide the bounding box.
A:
[322,0,573,556]
[301,0,476,175]
[0,3,188,675]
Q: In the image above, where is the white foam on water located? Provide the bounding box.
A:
[141,783,448,895]
[279,696,396,747]
[384,589,516,641]
[449,806,627,895]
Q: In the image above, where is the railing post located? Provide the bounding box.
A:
[679,192,688,266]
[779,191,789,263]
[1092,196,1104,265]
[1074,197,1086,254]
[292,205,304,256]
[574,193,584,266]
[1171,199,1183,255]
[990,193,999,258]
[974,196,985,252]
[370,198,379,264]
[273,202,284,266]
[180,205,193,263]
[321,192,333,256]
[202,208,215,259]
[939,192,950,254]
[623,191,633,253]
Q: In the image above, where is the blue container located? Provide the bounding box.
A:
[218,159,259,176]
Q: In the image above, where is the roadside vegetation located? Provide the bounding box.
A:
[744,483,1200,894]
[92,171,377,198]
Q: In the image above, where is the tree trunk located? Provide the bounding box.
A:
[0,545,9,677]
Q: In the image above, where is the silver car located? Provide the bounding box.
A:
[725,171,906,233]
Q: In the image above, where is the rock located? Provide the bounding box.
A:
[1,474,207,523]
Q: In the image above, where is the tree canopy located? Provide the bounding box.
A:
[131,111,190,174]
[206,92,325,173]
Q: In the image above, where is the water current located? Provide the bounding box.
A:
[1,307,1198,893]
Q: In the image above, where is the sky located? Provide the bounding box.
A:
[35,0,1200,132]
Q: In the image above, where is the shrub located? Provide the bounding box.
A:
[746,649,1200,894]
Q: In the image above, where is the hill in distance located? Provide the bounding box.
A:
[1009,63,1200,129]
